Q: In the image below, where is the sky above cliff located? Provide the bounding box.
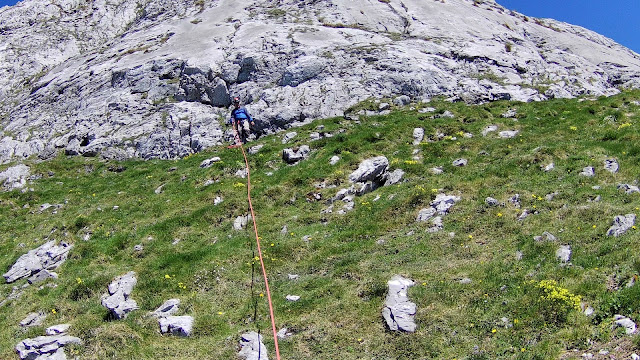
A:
[497,0,639,54]
[0,0,638,53]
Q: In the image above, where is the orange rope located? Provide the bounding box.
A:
[231,124,282,360]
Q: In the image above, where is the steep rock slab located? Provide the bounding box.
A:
[101,271,138,319]
[4,240,72,283]
[15,334,82,360]
[1,0,640,162]
[606,214,636,237]
[382,275,417,333]
[238,331,269,360]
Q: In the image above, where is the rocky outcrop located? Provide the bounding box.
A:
[0,0,639,163]
[16,332,82,360]
[3,240,72,283]
[159,316,194,337]
[101,271,139,319]
[382,275,417,333]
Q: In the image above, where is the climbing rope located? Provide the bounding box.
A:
[230,125,282,360]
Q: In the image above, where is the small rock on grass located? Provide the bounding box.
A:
[159,316,194,337]
[382,275,417,333]
[238,331,269,360]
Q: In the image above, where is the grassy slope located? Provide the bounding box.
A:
[1,91,640,359]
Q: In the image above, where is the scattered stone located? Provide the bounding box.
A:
[431,194,461,215]
[287,274,299,280]
[203,179,215,187]
[413,128,425,145]
[509,194,521,207]
[592,185,601,190]
[485,197,500,207]
[199,157,221,168]
[427,216,443,233]
[606,214,636,237]
[580,166,595,177]
[3,240,72,283]
[309,132,322,141]
[459,278,472,284]
[150,299,181,318]
[214,196,223,205]
[604,158,619,173]
[28,269,58,284]
[329,156,340,165]
[238,331,269,360]
[379,102,391,111]
[46,324,71,336]
[416,207,437,222]
[277,327,293,339]
[0,164,31,191]
[349,156,389,183]
[502,109,517,118]
[15,334,82,360]
[618,184,640,194]
[452,158,467,167]
[632,353,640,360]
[159,316,194,337]
[154,184,165,194]
[282,132,297,144]
[482,125,498,136]
[133,244,143,252]
[20,312,46,328]
[384,169,405,186]
[431,167,443,175]
[172,238,181,245]
[439,110,455,118]
[285,295,300,302]
[583,305,595,317]
[382,275,417,333]
[419,107,436,113]
[556,245,571,263]
[613,315,637,334]
[498,130,519,138]
[393,95,411,106]
[543,163,555,172]
[234,214,253,230]
[248,145,264,155]
[545,191,559,201]
[517,209,531,221]
[101,271,138,320]
[235,169,248,178]
[534,231,557,242]
[282,145,310,165]
[515,251,523,261]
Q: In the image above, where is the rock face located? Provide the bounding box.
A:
[382,275,417,333]
[0,0,639,163]
[101,271,139,319]
[238,331,269,360]
[3,240,72,283]
[349,156,389,184]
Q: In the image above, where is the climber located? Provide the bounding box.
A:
[227,96,255,145]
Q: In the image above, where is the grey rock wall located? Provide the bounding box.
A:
[0,0,639,162]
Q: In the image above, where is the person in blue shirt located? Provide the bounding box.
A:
[227,97,255,145]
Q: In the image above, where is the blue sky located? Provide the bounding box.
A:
[0,0,638,53]
[497,0,639,54]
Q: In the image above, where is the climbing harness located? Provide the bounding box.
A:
[231,126,282,360]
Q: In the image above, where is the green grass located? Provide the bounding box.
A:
[1,90,640,359]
